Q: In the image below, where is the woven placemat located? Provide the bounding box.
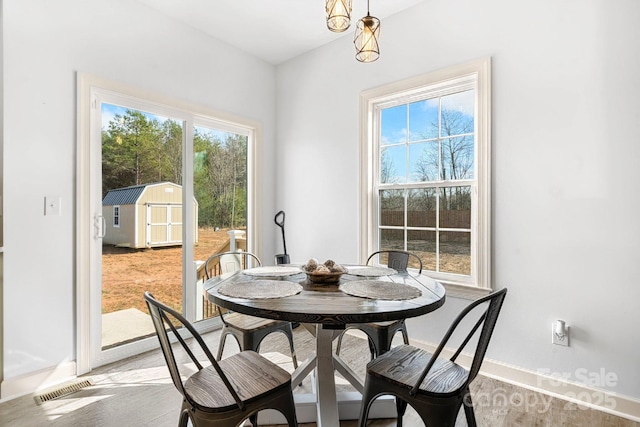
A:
[243,266,302,277]
[345,266,397,277]
[339,280,422,300]
[218,280,302,299]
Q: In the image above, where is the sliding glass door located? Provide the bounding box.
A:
[76,74,259,371]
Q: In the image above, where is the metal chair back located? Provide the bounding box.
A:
[143,292,243,409]
[411,287,508,395]
[367,249,423,274]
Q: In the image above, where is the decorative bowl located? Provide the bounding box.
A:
[305,271,344,283]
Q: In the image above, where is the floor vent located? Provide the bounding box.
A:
[34,379,94,405]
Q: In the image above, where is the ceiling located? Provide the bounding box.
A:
[135,0,426,65]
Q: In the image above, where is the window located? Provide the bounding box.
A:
[113,205,120,227]
[360,58,491,294]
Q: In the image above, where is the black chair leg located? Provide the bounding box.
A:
[358,390,374,427]
[396,398,408,427]
[367,338,376,360]
[463,389,478,427]
[178,407,191,427]
[285,327,299,369]
[249,412,258,427]
[216,332,227,360]
[401,325,409,345]
[412,401,460,427]
[336,330,346,356]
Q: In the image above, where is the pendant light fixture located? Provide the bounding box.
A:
[353,0,380,63]
[326,0,353,33]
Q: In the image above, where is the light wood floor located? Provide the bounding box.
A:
[0,326,637,427]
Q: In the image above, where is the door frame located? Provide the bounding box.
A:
[76,73,263,374]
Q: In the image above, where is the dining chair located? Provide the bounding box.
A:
[358,288,508,427]
[204,251,298,368]
[144,292,298,427]
[335,249,423,360]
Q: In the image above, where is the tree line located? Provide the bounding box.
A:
[380,108,473,214]
[102,109,247,229]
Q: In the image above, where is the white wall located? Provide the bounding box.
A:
[276,0,640,400]
[2,0,277,384]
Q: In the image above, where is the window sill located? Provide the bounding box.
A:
[439,281,492,300]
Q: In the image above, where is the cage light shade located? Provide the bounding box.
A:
[354,15,380,63]
[326,0,352,32]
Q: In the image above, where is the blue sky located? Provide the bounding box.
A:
[380,90,475,183]
[101,103,167,128]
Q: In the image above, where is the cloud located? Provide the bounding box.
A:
[422,90,475,116]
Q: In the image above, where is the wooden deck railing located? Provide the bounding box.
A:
[194,234,247,320]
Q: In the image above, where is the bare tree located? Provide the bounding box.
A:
[198,133,248,228]
[413,109,473,210]
[380,148,397,184]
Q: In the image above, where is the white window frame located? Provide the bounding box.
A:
[359,58,491,298]
[113,205,120,227]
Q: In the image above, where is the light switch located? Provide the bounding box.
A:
[45,196,61,216]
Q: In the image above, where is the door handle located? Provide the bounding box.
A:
[95,215,106,239]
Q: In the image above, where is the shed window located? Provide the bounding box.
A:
[113,205,120,227]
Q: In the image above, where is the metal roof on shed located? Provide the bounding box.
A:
[102,184,147,206]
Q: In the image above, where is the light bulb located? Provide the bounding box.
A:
[326,0,352,32]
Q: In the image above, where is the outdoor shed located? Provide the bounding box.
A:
[102,182,198,249]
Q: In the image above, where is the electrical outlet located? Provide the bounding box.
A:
[552,322,569,346]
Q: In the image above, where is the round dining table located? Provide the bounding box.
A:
[203,264,446,427]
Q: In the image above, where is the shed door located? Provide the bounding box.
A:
[169,205,182,244]
[146,204,182,246]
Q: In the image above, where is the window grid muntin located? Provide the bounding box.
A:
[377,185,472,274]
[376,86,475,277]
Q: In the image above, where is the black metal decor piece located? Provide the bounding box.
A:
[274,211,290,264]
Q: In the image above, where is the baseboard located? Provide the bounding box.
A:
[411,338,640,423]
[0,361,77,403]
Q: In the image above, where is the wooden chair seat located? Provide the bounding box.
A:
[364,320,399,328]
[222,312,290,332]
[185,351,291,411]
[216,312,298,368]
[366,345,469,395]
